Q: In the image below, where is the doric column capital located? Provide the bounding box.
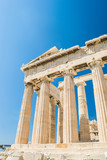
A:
[87,59,103,70]
[33,76,53,90]
[41,76,53,83]
[76,81,86,87]
[63,68,77,77]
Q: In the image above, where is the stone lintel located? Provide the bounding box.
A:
[75,73,107,83]
[59,73,107,86]
[24,50,107,83]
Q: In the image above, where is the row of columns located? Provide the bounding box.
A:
[15,61,107,144]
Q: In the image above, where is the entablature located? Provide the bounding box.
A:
[21,35,107,84]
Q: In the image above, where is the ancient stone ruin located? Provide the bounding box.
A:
[0,34,107,160]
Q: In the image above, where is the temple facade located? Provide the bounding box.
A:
[15,34,107,145]
[1,35,107,160]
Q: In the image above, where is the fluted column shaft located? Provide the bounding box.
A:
[57,85,63,144]
[35,80,50,144]
[77,82,90,142]
[49,97,55,143]
[32,92,40,144]
[91,62,107,142]
[57,107,63,143]
[15,83,33,144]
[63,73,78,143]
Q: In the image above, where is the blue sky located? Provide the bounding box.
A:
[0,0,107,144]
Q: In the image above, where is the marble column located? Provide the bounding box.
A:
[63,71,79,143]
[49,97,55,143]
[15,83,33,144]
[32,92,40,144]
[106,79,107,89]
[35,80,50,144]
[89,61,107,142]
[57,83,63,143]
[77,81,90,142]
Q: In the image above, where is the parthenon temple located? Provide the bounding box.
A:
[1,35,107,160]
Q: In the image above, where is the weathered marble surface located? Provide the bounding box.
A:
[77,81,90,142]
[15,83,33,144]
[89,120,99,141]
[63,72,78,143]
[6,35,107,159]
[1,142,107,160]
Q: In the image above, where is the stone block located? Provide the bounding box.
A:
[6,156,23,160]
[0,156,7,160]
